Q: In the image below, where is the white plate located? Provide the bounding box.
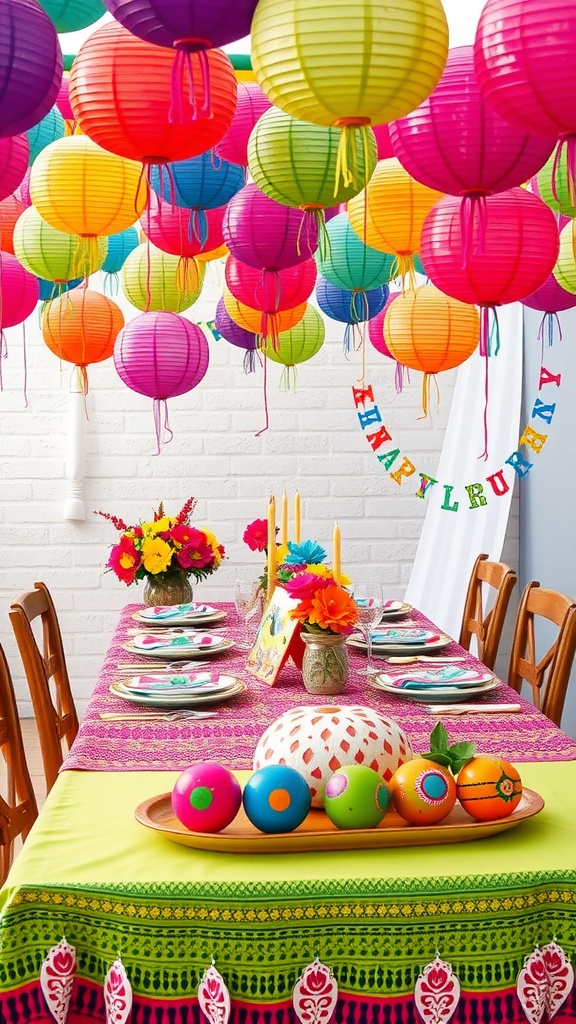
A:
[379,603,413,622]
[119,671,239,696]
[133,606,227,627]
[369,676,500,704]
[123,635,234,660]
[110,677,246,707]
[347,633,452,657]
[373,666,494,690]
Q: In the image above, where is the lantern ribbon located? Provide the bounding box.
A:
[169,45,212,125]
[390,254,417,294]
[537,311,562,351]
[418,372,440,420]
[280,364,298,392]
[255,352,270,436]
[395,361,409,395]
[460,194,488,269]
[188,210,209,249]
[153,398,174,455]
[333,122,371,197]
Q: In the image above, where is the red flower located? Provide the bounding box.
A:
[177,529,215,569]
[243,518,271,552]
[170,524,196,547]
[107,536,141,585]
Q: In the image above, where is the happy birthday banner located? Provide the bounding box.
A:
[353,359,561,512]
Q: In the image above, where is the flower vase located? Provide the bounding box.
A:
[143,574,193,607]
[301,632,349,695]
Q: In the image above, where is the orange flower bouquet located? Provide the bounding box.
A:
[285,570,358,636]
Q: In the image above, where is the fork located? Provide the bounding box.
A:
[99,710,218,721]
[126,627,226,637]
[116,660,211,672]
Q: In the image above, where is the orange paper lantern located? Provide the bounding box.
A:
[42,288,124,389]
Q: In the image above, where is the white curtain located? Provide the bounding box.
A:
[405,302,523,637]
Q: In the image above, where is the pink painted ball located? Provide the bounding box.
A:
[171,762,242,833]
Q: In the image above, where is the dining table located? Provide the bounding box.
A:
[2,601,576,1024]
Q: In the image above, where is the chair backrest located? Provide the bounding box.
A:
[9,582,78,793]
[459,554,518,671]
[0,643,38,884]
[508,581,576,727]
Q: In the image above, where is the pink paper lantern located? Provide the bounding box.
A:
[141,193,226,259]
[223,183,318,272]
[0,134,29,202]
[372,123,394,161]
[522,272,576,345]
[113,311,209,451]
[0,252,39,330]
[56,74,74,122]
[13,167,32,207]
[215,82,272,166]
[390,46,555,197]
[225,256,317,313]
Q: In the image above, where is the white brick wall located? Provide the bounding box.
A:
[0,267,461,715]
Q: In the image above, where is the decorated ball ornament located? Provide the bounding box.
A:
[172,762,242,833]
[324,765,390,830]
[243,765,311,834]
[142,192,227,263]
[0,197,27,256]
[536,146,576,220]
[389,758,457,825]
[121,243,204,313]
[0,0,63,139]
[316,277,388,356]
[14,205,108,283]
[0,254,40,332]
[253,704,413,808]
[101,0,258,55]
[456,756,522,822]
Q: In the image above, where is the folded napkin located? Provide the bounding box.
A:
[140,603,214,620]
[132,633,220,650]
[370,628,439,645]
[122,673,236,696]
[377,668,493,690]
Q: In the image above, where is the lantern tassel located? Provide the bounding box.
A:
[279,365,297,392]
[537,310,562,349]
[255,352,270,436]
[343,323,352,357]
[261,270,282,316]
[460,194,488,269]
[301,208,330,261]
[169,43,212,124]
[479,305,500,357]
[261,311,280,351]
[333,122,370,196]
[478,350,490,462]
[152,398,174,455]
[243,349,257,374]
[417,372,441,420]
[391,254,417,294]
[394,361,410,395]
[295,210,317,259]
[188,209,208,249]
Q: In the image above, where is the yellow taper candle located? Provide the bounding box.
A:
[332,523,341,583]
[294,491,301,544]
[281,492,288,548]
[266,496,277,604]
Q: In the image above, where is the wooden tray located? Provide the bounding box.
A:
[134,787,544,854]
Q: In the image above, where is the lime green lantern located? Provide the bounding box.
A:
[264,304,325,389]
[536,148,576,219]
[121,243,205,312]
[248,107,377,216]
[553,222,576,294]
[316,213,395,293]
[13,205,107,282]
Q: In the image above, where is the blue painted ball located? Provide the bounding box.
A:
[243,765,311,833]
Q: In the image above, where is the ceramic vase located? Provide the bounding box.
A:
[143,574,193,607]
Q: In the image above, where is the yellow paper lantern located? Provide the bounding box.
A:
[13,205,107,282]
[223,288,307,341]
[553,221,576,295]
[251,0,448,189]
[30,135,147,243]
[121,243,205,313]
[348,158,444,282]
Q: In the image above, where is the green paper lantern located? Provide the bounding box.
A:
[13,205,107,282]
[38,0,105,33]
[536,147,576,219]
[121,243,205,313]
[265,304,325,389]
[316,213,395,292]
[248,107,377,210]
[27,107,66,165]
[553,222,576,295]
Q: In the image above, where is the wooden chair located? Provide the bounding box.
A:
[0,644,38,884]
[459,554,518,671]
[508,582,576,727]
[9,583,79,793]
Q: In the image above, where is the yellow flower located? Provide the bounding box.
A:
[142,516,174,536]
[141,536,173,574]
[203,529,223,565]
[306,564,352,586]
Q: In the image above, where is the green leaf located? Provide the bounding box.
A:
[421,751,452,767]
[451,757,474,774]
[448,740,476,761]
[429,721,449,753]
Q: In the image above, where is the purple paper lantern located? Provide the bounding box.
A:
[223,183,319,272]
[0,0,63,139]
[102,0,259,51]
[215,296,259,373]
[113,311,209,452]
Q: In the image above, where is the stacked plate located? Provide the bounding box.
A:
[124,631,234,659]
[133,602,226,628]
[379,601,413,622]
[371,666,498,704]
[110,672,245,707]
[347,626,452,657]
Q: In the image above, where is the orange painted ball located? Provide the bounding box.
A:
[457,756,522,821]
[390,757,456,825]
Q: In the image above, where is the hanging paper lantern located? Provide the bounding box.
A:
[522,271,576,346]
[56,73,74,122]
[390,46,555,199]
[69,22,237,166]
[0,253,39,330]
[373,125,394,161]
[37,276,81,301]
[0,0,63,139]
[247,107,378,221]
[102,0,258,50]
[142,193,226,261]
[223,289,307,339]
[113,311,209,451]
[316,276,388,354]
[102,227,139,275]
[27,106,66,164]
[38,0,105,32]
[264,305,325,389]
[225,256,317,319]
[42,289,124,391]
[150,152,245,248]
[536,147,576,219]
[0,135,29,202]
[215,295,259,373]
[384,283,479,380]
[0,196,26,254]
[251,0,448,194]
[215,82,272,167]
[348,159,444,282]
[14,205,107,281]
[196,242,229,264]
[121,243,204,312]
[14,168,32,208]
[223,183,318,271]
[30,136,147,244]
[552,222,576,295]
[316,213,395,293]
[367,292,409,393]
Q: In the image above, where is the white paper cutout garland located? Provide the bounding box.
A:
[414,954,461,1024]
[292,959,338,1024]
[40,937,77,1024]
[104,957,132,1024]
[198,963,231,1024]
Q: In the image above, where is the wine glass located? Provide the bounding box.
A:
[234,579,263,650]
[352,583,384,676]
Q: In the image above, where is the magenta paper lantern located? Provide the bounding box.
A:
[372,124,394,161]
[390,46,555,197]
[522,272,576,345]
[142,193,226,259]
[113,311,209,452]
[0,253,39,329]
[215,296,259,373]
[102,0,258,52]
[0,135,29,202]
[225,256,317,313]
[0,0,62,139]
[215,82,272,167]
[14,168,32,208]
[56,74,74,122]
[223,183,318,271]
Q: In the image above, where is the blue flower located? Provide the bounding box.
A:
[284,540,327,565]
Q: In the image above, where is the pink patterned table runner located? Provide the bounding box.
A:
[61,603,576,772]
